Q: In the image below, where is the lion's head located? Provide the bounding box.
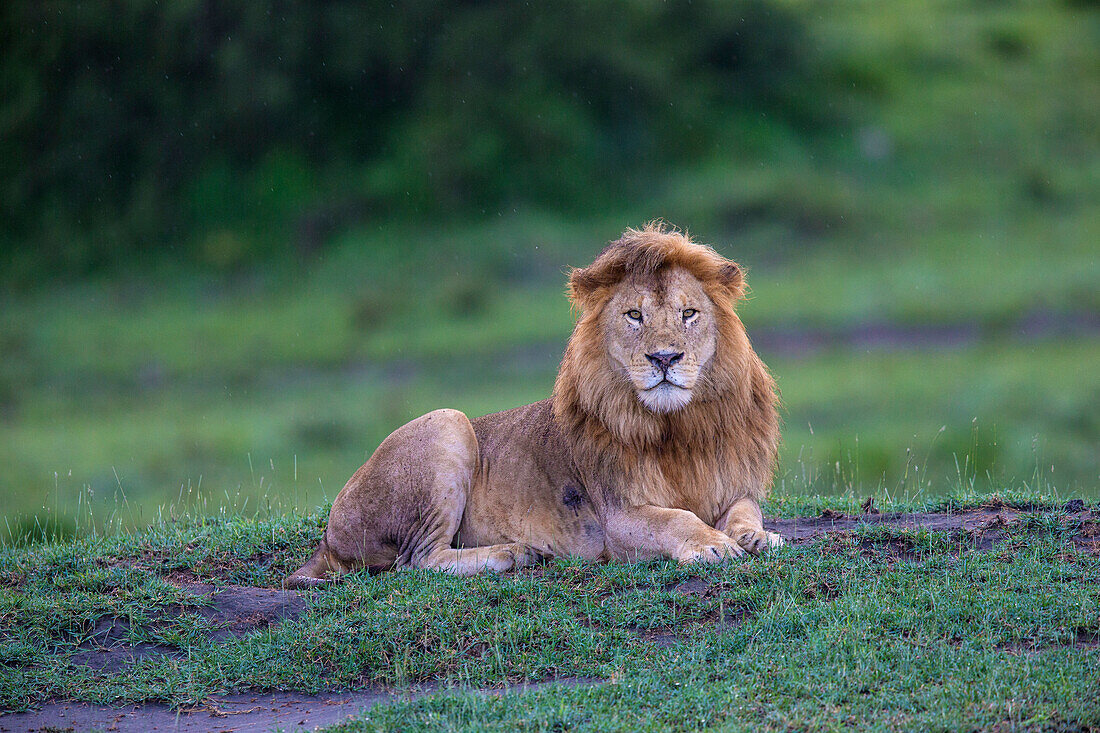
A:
[553,222,777,481]
[596,263,722,413]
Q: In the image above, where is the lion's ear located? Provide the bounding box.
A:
[568,266,599,304]
[719,262,745,299]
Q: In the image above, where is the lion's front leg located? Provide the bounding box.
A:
[717,497,783,555]
[603,505,744,563]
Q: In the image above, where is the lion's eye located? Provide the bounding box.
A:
[625,309,643,323]
[682,308,698,321]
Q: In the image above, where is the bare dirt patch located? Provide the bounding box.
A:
[751,309,1100,358]
[69,583,309,672]
[170,582,309,638]
[2,689,416,733]
[764,503,1099,555]
[1,683,598,733]
[69,617,182,673]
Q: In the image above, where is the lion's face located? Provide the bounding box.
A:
[601,267,718,414]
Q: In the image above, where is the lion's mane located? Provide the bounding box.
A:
[552,222,780,508]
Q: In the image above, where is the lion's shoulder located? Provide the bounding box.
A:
[472,399,575,469]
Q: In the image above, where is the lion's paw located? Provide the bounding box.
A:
[733,528,784,555]
[677,536,745,564]
[489,543,549,572]
[510,544,550,569]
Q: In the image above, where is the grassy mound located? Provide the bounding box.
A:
[1,493,1097,730]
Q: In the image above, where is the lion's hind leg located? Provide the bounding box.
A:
[285,407,542,583]
[413,543,545,576]
[283,538,342,589]
[391,412,544,576]
[333,408,544,578]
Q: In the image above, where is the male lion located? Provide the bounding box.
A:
[285,223,781,587]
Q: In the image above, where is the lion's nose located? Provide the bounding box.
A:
[646,351,684,373]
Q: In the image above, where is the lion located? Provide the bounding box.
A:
[284,222,781,587]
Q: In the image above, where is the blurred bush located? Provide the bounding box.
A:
[0,0,819,282]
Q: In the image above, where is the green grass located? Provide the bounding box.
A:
[1,493,1097,731]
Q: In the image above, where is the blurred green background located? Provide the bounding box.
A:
[1,0,1098,538]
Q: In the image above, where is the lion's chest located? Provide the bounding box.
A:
[642,449,742,526]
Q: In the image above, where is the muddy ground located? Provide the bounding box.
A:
[5,503,1097,732]
[767,501,1098,552]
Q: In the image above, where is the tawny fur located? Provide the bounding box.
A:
[285,222,781,587]
[555,224,778,512]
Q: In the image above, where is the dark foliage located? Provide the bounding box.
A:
[1,0,817,279]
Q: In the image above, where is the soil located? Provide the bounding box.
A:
[5,504,1096,732]
[1,683,591,733]
[749,309,1100,358]
[764,503,1099,555]
[1,691,404,733]
[68,584,310,673]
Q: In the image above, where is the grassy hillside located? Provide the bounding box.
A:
[1,495,1097,730]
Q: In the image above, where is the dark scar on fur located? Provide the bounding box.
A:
[562,486,585,515]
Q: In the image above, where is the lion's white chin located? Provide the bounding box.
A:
[638,383,692,413]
